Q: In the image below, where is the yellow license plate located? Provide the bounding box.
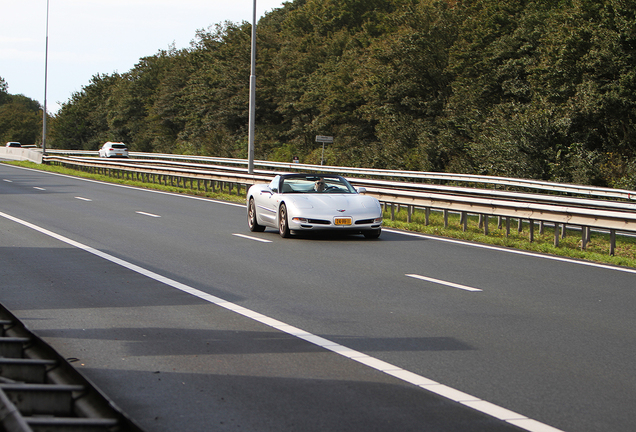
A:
[334,217,352,226]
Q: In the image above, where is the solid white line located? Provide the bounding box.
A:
[135,211,161,218]
[384,228,636,275]
[74,196,92,202]
[232,233,272,243]
[33,186,46,190]
[2,179,12,182]
[405,274,483,292]
[0,210,565,432]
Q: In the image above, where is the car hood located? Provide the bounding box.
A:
[286,194,380,211]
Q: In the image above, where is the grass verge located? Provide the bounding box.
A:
[5,160,636,269]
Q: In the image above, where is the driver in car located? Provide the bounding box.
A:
[314,178,325,192]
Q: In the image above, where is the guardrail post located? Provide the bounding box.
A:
[478,215,483,229]
[562,224,567,239]
[540,221,545,235]
[529,219,535,242]
[554,224,560,247]
[461,212,467,232]
[483,215,489,235]
[610,230,616,255]
[498,216,502,230]
[443,209,448,228]
[518,219,523,233]
[581,227,587,250]
[506,217,511,237]
[407,205,413,223]
[425,207,430,226]
[390,203,395,221]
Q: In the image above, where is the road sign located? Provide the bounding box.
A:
[315,135,334,143]
[315,136,334,165]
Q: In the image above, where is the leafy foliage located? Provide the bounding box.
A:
[48,0,636,188]
[0,76,43,145]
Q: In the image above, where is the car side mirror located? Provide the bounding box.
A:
[357,187,367,194]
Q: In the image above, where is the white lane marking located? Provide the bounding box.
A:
[232,233,272,243]
[3,179,12,182]
[135,211,161,218]
[33,187,46,191]
[384,228,636,275]
[74,196,92,202]
[0,210,565,432]
[3,163,245,208]
[406,274,483,292]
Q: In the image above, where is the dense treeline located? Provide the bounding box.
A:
[49,0,636,188]
[0,77,43,145]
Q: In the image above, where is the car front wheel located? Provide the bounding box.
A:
[248,198,265,232]
[279,203,291,238]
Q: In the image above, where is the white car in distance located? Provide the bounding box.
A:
[98,142,129,158]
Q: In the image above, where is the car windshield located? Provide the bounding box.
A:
[280,175,356,194]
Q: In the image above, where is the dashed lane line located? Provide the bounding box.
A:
[135,211,161,218]
[405,274,483,292]
[232,233,272,243]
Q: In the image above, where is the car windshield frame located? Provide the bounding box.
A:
[279,174,356,194]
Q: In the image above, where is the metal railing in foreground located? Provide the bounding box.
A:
[0,302,145,432]
[41,154,636,257]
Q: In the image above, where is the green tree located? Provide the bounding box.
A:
[0,77,42,144]
[531,0,636,184]
[44,0,636,187]
[0,76,9,106]
[49,74,119,150]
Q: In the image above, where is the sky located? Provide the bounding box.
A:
[1,0,287,114]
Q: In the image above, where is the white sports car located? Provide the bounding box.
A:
[247,173,383,238]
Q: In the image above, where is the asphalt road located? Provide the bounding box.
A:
[1,163,635,432]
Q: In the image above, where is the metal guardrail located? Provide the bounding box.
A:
[40,154,636,256]
[0,303,145,432]
[44,149,636,201]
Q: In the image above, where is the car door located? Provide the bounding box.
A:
[255,176,280,226]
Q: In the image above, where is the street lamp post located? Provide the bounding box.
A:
[42,0,50,154]
[247,0,257,174]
